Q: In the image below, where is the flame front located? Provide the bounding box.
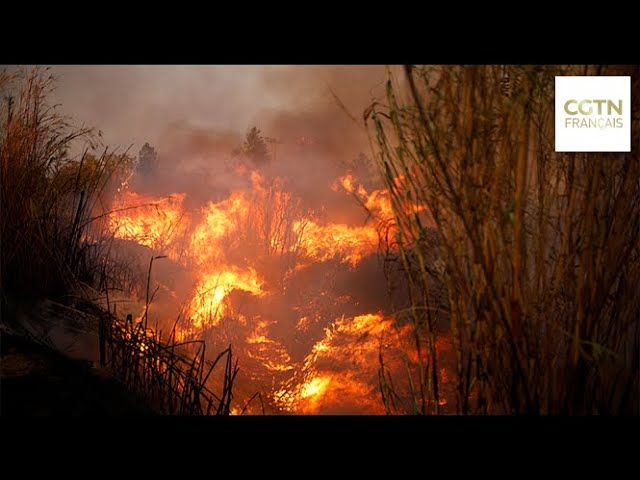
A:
[109,165,446,413]
[274,312,409,414]
[293,220,378,267]
[188,267,264,329]
[110,192,189,256]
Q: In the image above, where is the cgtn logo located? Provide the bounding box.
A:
[555,76,630,152]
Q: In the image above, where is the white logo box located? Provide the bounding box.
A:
[555,76,630,152]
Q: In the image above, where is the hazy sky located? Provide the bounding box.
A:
[48,65,389,151]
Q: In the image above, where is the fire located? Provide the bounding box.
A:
[190,193,250,264]
[273,312,408,414]
[301,376,331,399]
[336,172,430,230]
[188,267,264,328]
[336,173,394,221]
[109,164,447,414]
[245,318,295,381]
[293,220,379,267]
[297,373,379,414]
[110,192,188,257]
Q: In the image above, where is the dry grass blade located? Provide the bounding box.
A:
[368,64,640,414]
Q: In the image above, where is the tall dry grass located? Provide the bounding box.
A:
[0,67,133,315]
[369,65,639,414]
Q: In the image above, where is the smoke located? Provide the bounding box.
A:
[49,65,388,154]
[48,65,394,211]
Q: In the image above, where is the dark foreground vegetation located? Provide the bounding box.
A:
[1,330,153,415]
[369,65,639,414]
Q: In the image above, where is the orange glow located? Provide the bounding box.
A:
[301,376,331,399]
[296,373,381,414]
[293,220,379,267]
[336,172,430,229]
[109,166,448,414]
[110,191,189,257]
[273,312,409,414]
[245,318,294,373]
[336,173,394,221]
[188,267,264,328]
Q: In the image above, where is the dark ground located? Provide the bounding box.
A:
[1,331,153,415]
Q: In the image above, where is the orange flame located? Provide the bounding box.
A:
[109,167,446,413]
[274,313,408,414]
[110,192,189,257]
[188,267,264,328]
[293,220,379,267]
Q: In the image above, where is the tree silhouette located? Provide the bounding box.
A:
[137,142,158,176]
[242,127,271,166]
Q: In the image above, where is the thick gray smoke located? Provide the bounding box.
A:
[48,65,396,210]
[49,65,388,155]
